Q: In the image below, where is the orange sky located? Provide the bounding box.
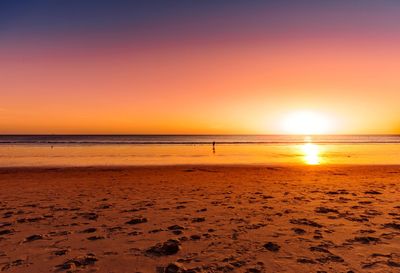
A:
[1,1,400,134]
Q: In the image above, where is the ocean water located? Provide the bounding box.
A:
[0,135,399,167]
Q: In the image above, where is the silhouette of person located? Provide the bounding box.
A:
[212,141,216,153]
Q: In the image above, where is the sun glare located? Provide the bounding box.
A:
[302,143,321,165]
[282,111,331,135]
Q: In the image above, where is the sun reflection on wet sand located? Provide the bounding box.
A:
[301,142,321,165]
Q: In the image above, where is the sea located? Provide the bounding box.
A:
[0,135,399,167]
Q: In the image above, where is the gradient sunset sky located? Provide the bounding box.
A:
[1,1,400,134]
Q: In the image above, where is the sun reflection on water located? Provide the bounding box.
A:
[302,142,321,165]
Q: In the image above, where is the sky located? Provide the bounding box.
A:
[1,0,400,134]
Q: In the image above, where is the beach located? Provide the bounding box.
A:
[1,165,400,272]
[4,0,400,272]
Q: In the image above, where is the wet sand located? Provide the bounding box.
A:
[0,165,400,272]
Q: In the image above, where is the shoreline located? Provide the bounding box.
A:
[1,163,400,170]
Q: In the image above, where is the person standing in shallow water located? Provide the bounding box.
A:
[212,141,216,153]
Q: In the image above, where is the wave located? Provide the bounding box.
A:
[0,135,400,145]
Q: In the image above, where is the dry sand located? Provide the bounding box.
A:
[0,165,400,273]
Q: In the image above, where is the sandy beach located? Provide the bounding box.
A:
[0,165,399,272]
[3,0,400,272]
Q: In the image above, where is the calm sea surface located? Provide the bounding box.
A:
[0,135,399,167]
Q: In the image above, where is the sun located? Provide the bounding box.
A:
[282,111,331,135]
